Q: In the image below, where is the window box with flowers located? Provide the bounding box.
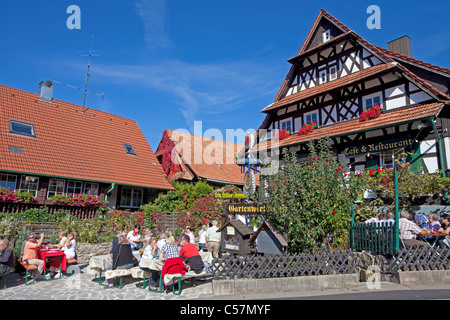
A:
[51,193,103,207]
[359,104,382,122]
[273,129,291,141]
[0,187,37,203]
[298,121,318,136]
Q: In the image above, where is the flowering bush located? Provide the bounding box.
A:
[266,138,369,252]
[359,104,382,122]
[51,193,101,207]
[273,129,291,141]
[105,209,144,233]
[0,187,37,203]
[298,122,318,136]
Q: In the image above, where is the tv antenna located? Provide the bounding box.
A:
[53,34,104,114]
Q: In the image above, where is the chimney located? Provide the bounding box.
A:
[388,35,412,57]
[38,80,54,102]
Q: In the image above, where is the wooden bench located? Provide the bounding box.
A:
[159,270,210,295]
[67,258,77,265]
[18,259,38,285]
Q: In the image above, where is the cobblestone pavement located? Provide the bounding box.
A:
[0,265,213,300]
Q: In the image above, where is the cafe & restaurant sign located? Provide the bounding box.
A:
[344,135,413,157]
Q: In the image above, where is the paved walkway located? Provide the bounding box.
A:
[0,265,213,300]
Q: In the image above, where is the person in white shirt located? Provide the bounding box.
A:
[198,225,207,250]
[156,233,166,250]
[185,227,195,244]
[398,211,431,246]
[51,232,67,249]
[62,232,76,259]
[127,225,141,251]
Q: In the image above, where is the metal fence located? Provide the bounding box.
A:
[211,250,358,280]
[349,222,397,255]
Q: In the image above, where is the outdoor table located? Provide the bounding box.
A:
[87,251,141,286]
[421,233,448,247]
[36,248,67,280]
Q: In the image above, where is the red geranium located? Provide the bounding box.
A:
[298,122,318,136]
[359,104,382,122]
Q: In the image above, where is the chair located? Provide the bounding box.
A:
[17,259,38,285]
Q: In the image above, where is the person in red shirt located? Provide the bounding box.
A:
[179,235,204,274]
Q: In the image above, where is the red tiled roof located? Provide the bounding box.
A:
[253,102,447,152]
[0,84,174,190]
[262,63,396,113]
[157,129,246,185]
[377,46,450,77]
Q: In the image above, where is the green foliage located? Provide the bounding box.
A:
[266,138,369,253]
[141,180,216,230]
[0,207,68,222]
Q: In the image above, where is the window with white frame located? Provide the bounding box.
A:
[19,176,39,197]
[280,118,292,132]
[304,111,318,125]
[364,94,382,110]
[9,120,35,137]
[323,30,331,43]
[47,179,65,198]
[319,69,327,84]
[329,65,337,81]
[84,182,99,196]
[0,174,17,190]
[120,187,143,207]
[66,180,83,196]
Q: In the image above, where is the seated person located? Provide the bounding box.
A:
[105,236,138,288]
[142,237,159,260]
[179,235,204,274]
[112,230,125,251]
[437,214,450,248]
[62,232,76,259]
[140,237,159,291]
[0,239,15,276]
[426,214,441,232]
[159,236,188,288]
[399,211,431,246]
[22,233,45,280]
[50,232,67,249]
[414,212,429,228]
[127,224,141,251]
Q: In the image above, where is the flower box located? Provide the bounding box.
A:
[298,122,318,136]
[359,104,382,122]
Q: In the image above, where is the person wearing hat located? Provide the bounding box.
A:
[205,220,221,258]
[22,233,45,279]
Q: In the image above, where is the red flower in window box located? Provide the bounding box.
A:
[359,104,382,122]
[273,129,291,141]
[298,122,318,136]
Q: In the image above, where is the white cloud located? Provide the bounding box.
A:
[93,59,279,127]
[134,0,172,49]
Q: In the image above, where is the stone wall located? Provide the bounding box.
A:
[76,242,111,264]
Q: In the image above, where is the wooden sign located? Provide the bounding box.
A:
[225,203,267,215]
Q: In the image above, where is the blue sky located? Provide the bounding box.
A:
[1,0,450,150]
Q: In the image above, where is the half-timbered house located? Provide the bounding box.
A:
[252,10,450,179]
